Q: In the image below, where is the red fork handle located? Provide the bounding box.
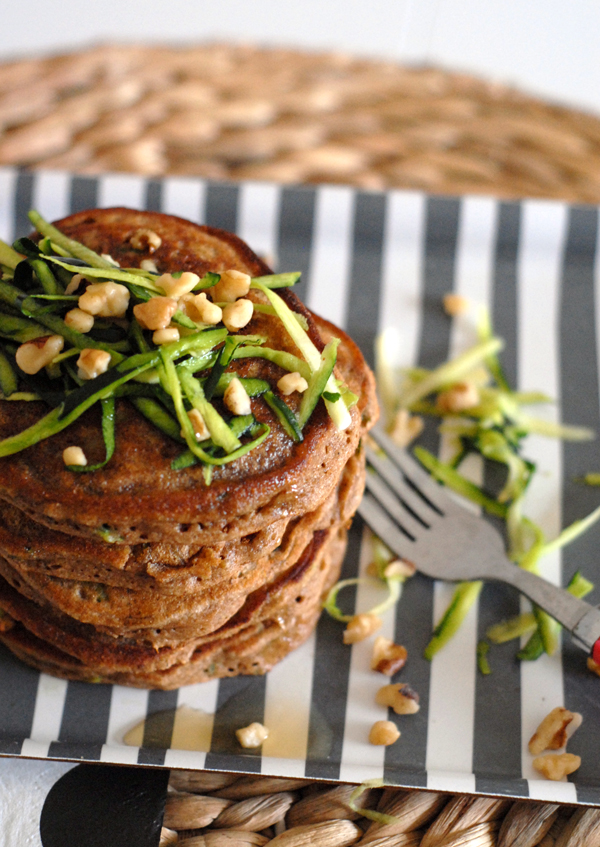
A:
[593,638,600,665]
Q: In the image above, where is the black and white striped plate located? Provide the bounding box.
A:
[1,168,599,805]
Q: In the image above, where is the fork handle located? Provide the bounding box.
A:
[489,552,600,655]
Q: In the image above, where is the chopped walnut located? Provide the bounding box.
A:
[236,722,269,748]
[130,227,162,253]
[133,296,178,330]
[212,269,251,302]
[343,613,382,645]
[383,559,416,579]
[278,372,309,396]
[375,683,420,715]
[63,446,87,467]
[222,298,254,332]
[369,720,400,746]
[389,409,424,448]
[528,707,582,755]
[158,271,200,298]
[533,753,581,781]
[223,377,252,416]
[15,335,64,375]
[78,281,129,318]
[187,408,210,441]
[436,382,479,413]
[443,293,470,316]
[77,349,111,380]
[64,308,94,333]
[371,636,408,676]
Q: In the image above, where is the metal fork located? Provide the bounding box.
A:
[358,424,600,661]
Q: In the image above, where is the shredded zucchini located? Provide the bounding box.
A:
[0,212,347,476]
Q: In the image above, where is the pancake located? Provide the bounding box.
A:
[0,451,365,645]
[0,207,377,688]
[0,525,347,689]
[0,211,376,545]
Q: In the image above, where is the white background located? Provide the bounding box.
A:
[1,1,600,116]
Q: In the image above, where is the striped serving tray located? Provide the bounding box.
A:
[0,168,599,806]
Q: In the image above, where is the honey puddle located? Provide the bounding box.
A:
[123,704,214,752]
[123,702,333,759]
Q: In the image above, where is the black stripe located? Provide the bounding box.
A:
[475,776,528,799]
[474,201,526,798]
[69,176,99,214]
[559,206,600,799]
[144,179,163,213]
[205,182,239,233]
[13,170,35,239]
[384,196,460,786]
[305,518,362,780]
[0,644,39,754]
[491,202,520,388]
[137,689,179,766]
[276,186,316,304]
[204,676,266,774]
[345,192,386,369]
[48,680,112,761]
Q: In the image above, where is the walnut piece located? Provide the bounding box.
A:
[343,613,382,645]
[528,707,582,755]
[375,683,420,715]
[532,753,581,781]
[369,720,400,746]
[371,636,408,676]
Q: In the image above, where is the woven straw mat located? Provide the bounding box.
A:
[1,42,600,202]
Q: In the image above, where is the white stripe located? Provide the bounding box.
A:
[426,197,497,791]
[377,191,426,421]
[262,634,317,777]
[31,170,71,222]
[339,528,395,783]
[0,167,17,242]
[237,182,280,268]
[163,680,220,767]
[101,686,149,765]
[306,186,354,328]
[162,177,206,223]
[97,174,146,210]
[24,675,68,752]
[517,200,577,802]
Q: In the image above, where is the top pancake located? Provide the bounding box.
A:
[0,209,377,544]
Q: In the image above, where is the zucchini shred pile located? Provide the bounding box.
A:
[379,310,599,668]
[326,301,600,672]
[0,210,356,482]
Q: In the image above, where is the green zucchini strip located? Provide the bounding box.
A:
[67,397,116,472]
[253,282,351,430]
[28,211,116,269]
[0,351,160,457]
[424,581,483,660]
[264,390,302,442]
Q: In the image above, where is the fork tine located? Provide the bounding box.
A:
[367,424,461,516]
[363,469,429,540]
[358,492,417,561]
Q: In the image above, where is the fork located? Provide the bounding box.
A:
[358,424,600,662]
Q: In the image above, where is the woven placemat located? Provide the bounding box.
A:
[159,771,600,846]
[2,42,600,202]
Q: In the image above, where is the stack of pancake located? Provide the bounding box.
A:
[0,209,377,689]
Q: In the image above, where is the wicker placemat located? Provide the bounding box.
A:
[159,771,600,846]
[2,42,600,202]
